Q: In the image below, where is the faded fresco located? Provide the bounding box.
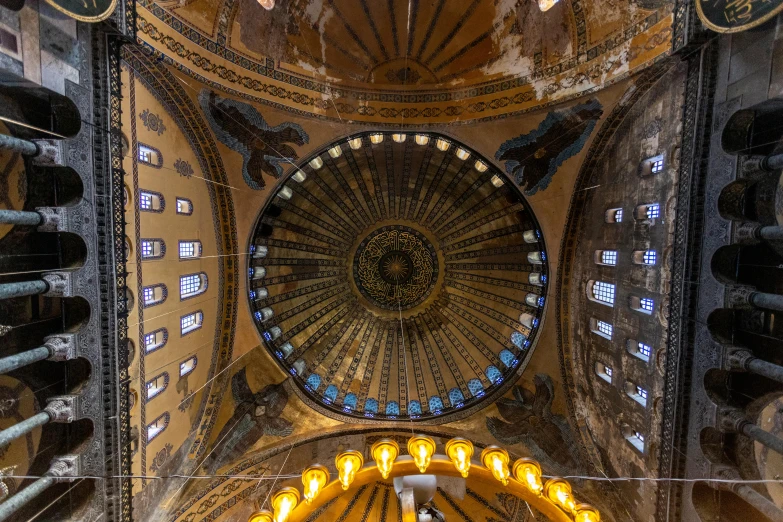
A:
[205,368,293,473]
[486,374,582,474]
[495,99,603,196]
[199,90,309,190]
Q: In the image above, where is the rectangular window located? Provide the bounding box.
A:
[640,298,654,312]
[636,386,648,400]
[181,312,203,335]
[646,203,660,219]
[605,366,613,378]
[176,198,192,215]
[143,287,155,304]
[146,374,167,400]
[651,159,664,174]
[597,320,613,338]
[140,192,153,210]
[592,281,616,305]
[179,242,196,259]
[638,343,652,358]
[180,275,201,298]
[643,250,657,265]
[180,357,197,377]
[601,251,617,266]
[615,209,623,222]
[141,240,154,258]
[147,414,168,442]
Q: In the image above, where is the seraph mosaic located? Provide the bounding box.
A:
[495,99,602,196]
[205,368,293,473]
[198,90,309,190]
[486,374,582,475]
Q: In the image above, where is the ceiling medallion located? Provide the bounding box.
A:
[353,226,438,311]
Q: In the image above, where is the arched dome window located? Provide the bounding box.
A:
[486,365,502,384]
[324,385,338,403]
[499,349,516,368]
[365,398,379,415]
[587,280,615,306]
[385,401,400,416]
[467,379,484,397]
[448,388,465,407]
[343,393,358,411]
[428,396,445,413]
[306,373,321,391]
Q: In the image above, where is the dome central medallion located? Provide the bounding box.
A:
[353,226,438,311]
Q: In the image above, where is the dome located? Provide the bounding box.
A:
[248,132,548,420]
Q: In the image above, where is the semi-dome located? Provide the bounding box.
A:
[248,132,548,421]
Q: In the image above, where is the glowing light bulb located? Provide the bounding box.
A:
[575,504,601,522]
[474,160,488,172]
[328,145,343,158]
[271,487,299,522]
[545,479,576,515]
[392,133,407,143]
[455,148,470,161]
[480,446,510,486]
[435,138,450,151]
[302,464,329,505]
[512,458,543,496]
[415,135,429,146]
[248,511,274,522]
[445,438,474,478]
[407,435,436,473]
[309,157,323,170]
[370,134,384,144]
[348,137,362,150]
[371,439,399,479]
[335,450,364,490]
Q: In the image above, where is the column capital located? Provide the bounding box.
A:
[726,348,755,371]
[42,272,73,298]
[30,140,64,167]
[718,408,749,433]
[47,455,80,483]
[43,334,77,361]
[35,207,68,233]
[734,222,762,243]
[44,395,79,423]
[727,285,754,309]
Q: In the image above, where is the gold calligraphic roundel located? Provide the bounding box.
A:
[353,226,438,311]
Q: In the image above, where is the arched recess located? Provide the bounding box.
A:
[556,57,679,480]
[121,46,239,516]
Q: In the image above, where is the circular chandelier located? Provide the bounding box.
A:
[247,435,600,522]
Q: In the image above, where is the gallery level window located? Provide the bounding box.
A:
[176,198,193,215]
[605,208,623,223]
[142,284,167,307]
[595,250,617,266]
[179,241,202,260]
[640,154,664,176]
[590,318,613,340]
[588,281,615,306]
[595,361,613,384]
[181,311,203,335]
[146,372,169,400]
[180,356,197,377]
[144,328,167,354]
[147,412,170,442]
[139,190,164,212]
[626,340,652,362]
[141,239,165,260]
[180,273,208,300]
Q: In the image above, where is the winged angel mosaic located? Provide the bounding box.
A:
[495,99,603,196]
[199,90,309,190]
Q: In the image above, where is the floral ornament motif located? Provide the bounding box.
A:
[139,109,167,136]
[174,158,194,178]
[149,442,173,473]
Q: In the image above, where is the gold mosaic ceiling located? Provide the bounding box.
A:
[248,132,548,422]
[138,0,674,123]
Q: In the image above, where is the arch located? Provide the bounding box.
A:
[180,272,208,300]
[467,379,484,397]
[448,388,465,407]
[499,350,516,368]
[0,81,81,137]
[144,328,168,354]
[343,393,358,410]
[428,396,445,413]
[142,284,167,308]
[485,365,502,384]
[385,401,400,416]
[408,400,422,416]
[146,372,169,401]
[364,398,379,415]
[141,238,166,260]
[179,356,197,377]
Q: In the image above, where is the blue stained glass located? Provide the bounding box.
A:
[499,349,516,368]
[365,398,379,413]
[541,251,547,261]
[324,385,338,403]
[429,396,444,413]
[385,401,400,416]
[250,291,257,300]
[533,318,540,328]
[448,388,465,407]
[511,332,526,349]
[468,379,484,397]
[408,400,422,416]
[536,230,541,239]
[250,245,256,254]
[306,373,321,391]
[248,268,254,278]
[540,275,547,284]
[486,365,502,384]
[254,311,262,321]
[344,393,357,410]
[263,331,272,341]
[538,296,545,307]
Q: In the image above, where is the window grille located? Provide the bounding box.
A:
[646,203,660,219]
[147,413,169,442]
[640,298,654,312]
[636,386,648,400]
[601,251,617,265]
[180,274,202,298]
[638,343,652,358]
[140,192,153,210]
[615,209,623,222]
[139,145,153,163]
[181,312,202,334]
[146,373,168,400]
[179,242,199,259]
[143,287,155,304]
[141,241,154,258]
[592,281,615,305]
[180,357,197,377]
[597,321,613,338]
[651,159,664,174]
[605,365,613,378]
[643,250,657,265]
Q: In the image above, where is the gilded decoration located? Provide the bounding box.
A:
[353,226,438,311]
[136,0,674,124]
